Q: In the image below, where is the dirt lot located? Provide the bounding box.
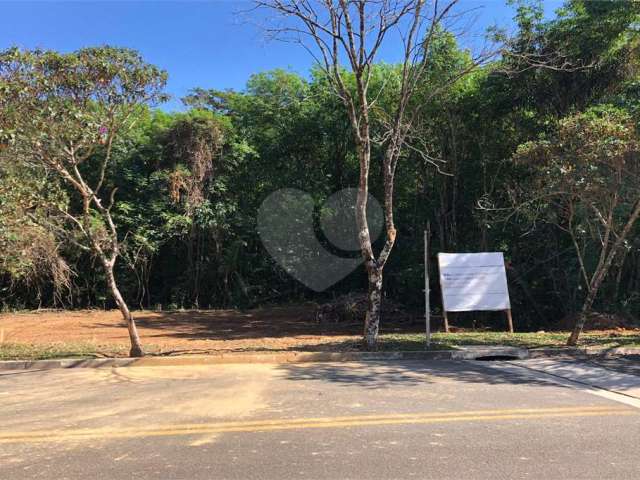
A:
[1,307,639,358]
[0,306,420,355]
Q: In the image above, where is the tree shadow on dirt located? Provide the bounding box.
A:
[93,306,422,342]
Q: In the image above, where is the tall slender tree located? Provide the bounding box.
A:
[0,47,167,356]
[514,107,640,345]
[255,0,492,348]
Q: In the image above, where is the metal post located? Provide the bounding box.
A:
[424,225,431,348]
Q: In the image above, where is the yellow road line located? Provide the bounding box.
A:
[0,405,621,435]
[1,406,635,444]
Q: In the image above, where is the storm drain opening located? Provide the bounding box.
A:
[474,355,520,361]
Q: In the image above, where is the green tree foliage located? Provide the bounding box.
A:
[0,46,167,356]
[0,157,71,307]
[514,106,640,343]
[1,1,640,339]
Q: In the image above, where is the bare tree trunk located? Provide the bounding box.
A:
[254,0,484,350]
[613,249,628,302]
[354,135,380,350]
[568,199,640,346]
[364,268,383,349]
[567,275,602,347]
[104,262,144,357]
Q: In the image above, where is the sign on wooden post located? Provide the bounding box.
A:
[437,252,513,333]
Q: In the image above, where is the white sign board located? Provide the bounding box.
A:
[438,252,511,312]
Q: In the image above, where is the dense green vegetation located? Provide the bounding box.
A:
[1,1,639,337]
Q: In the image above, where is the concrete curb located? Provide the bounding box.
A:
[0,346,637,371]
[0,350,456,370]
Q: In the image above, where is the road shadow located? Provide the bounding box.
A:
[276,360,570,390]
[586,355,640,377]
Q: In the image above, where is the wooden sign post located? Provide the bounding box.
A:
[506,308,514,334]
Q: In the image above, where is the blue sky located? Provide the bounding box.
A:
[1,1,564,111]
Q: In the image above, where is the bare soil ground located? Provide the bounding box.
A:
[0,305,420,355]
[1,306,639,358]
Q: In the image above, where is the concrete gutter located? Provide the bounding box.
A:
[0,346,638,371]
[506,358,640,400]
[528,346,640,358]
[450,345,529,360]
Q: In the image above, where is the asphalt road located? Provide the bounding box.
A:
[1,358,639,479]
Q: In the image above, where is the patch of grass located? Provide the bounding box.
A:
[377,334,456,351]
[377,331,640,351]
[275,331,640,352]
[1,331,638,360]
[0,342,128,360]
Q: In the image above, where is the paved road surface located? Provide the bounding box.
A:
[1,359,639,479]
